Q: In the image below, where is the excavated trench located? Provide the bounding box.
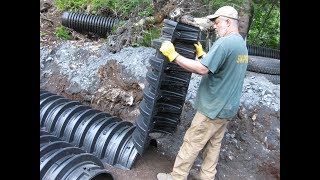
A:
[40,19,201,179]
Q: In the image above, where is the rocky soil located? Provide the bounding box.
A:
[40,1,280,179]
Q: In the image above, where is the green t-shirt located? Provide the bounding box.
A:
[194,33,248,120]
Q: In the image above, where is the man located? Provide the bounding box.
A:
[157,6,248,180]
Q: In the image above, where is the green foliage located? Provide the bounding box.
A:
[137,28,161,47]
[55,0,89,11]
[40,31,47,37]
[201,0,243,11]
[111,20,127,33]
[55,0,154,17]
[247,1,280,49]
[52,0,279,49]
[91,0,153,17]
[138,5,153,17]
[53,0,157,46]
[54,25,72,40]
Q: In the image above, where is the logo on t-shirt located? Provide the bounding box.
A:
[236,55,248,63]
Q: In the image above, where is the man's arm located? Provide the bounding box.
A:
[159,40,209,75]
[174,55,209,75]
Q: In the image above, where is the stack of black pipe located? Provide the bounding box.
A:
[132,19,200,154]
[40,89,138,170]
[40,129,113,180]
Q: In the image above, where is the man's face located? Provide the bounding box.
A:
[213,17,228,38]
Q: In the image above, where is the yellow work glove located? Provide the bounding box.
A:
[194,42,206,58]
[159,41,179,62]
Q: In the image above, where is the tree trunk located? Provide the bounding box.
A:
[153,0,180,23]
[238,0,254,41]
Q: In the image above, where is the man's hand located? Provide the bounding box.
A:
[159,41,179,62]
[194,42,206,58]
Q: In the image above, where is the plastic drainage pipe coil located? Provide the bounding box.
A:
[61,11,120,37]
[40,129,113,180]
[40,90,139,170]
[247,44,280,59]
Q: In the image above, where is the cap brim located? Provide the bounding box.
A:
[206,14,219,20]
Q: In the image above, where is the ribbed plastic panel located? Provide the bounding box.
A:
[132,19,200,154]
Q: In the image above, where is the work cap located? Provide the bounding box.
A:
[207,6,239,20]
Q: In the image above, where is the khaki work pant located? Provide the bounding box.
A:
[170,111,229,180]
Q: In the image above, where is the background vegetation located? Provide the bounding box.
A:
[53,0,280,49]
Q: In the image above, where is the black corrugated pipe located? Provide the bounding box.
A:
[61,11,120,37]
[247,44,280,59]
[132,19,201,155]
[40,129,114,180]
[40,90,139,170]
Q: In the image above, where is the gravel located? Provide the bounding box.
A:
[41,41,279,112]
